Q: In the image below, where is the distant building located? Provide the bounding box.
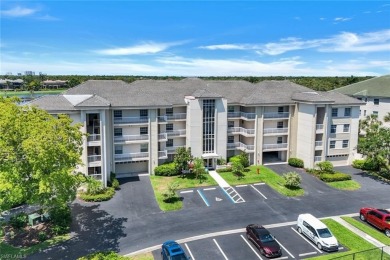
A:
[25,71,35,76]
[42,80,67,89]
[332,75,390,127]
[0,79,24,89]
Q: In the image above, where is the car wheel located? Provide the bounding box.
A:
[298,227,302,234]
[317,243,322,250]
[260,248,265,256]
[360,213,366,221]
[385,229,390,238]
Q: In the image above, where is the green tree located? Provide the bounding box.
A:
[192,157,206,182]
[238,151,250,168]
[173,147,192,174]
[0,98,84,211]
[231,160,244,179]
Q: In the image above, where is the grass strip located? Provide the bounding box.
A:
[326,180,361,190]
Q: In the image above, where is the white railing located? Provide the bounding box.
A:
[166,145,186,153]
[227,112,256,120]
[263,112,289,119]
[227,127,255,136]
[315,141,323,147]
[314,156,322,162]
[227,142,255,152]
[87,155,101,162]
[167,113,187,120]
[158,150,167,158]
[114,134,149,142]
[166,129,186,137]
[88,174,102,180]
[263,143,288,150]
[158,116,167,122]
[158,133,167,140]
[263,128,288,134]
[316,124,324,131]
[114,117,149,124]
[114,152,149,162]
[87,134,101,142]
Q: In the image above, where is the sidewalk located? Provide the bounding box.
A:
[208,170,245,203]
[208,170,230,188]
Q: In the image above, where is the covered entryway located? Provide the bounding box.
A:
[202,153,219,170]
[262,151,287,165]
[115,161,149,178]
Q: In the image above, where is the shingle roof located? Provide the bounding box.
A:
[75,94,110,107]
[28,95,76,111]
[332,75,390,98]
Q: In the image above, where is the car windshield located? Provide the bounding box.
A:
[171,253,188,260]
[260,234,275,243]
[317,228,332,238]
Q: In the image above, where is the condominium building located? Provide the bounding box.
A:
[30,78,362,185]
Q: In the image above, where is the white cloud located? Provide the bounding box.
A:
[95,42,182,56]
[37,14,60,21]
[334,17,352,22]
[199,44,250,50]
[1,6,38,17]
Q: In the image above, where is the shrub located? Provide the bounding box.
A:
[110,178,120,190]
[288,158,304,168]
[78,251,129,260]
[154,162,178,176]
[217,157,226,165]
[238,151,250,168]
[317,161,334,173]
[79,187,115,202]
[9,213,28,229]
[229,156,241,164]
[38,231,47,242]
[216,167,232,173]
[86,178,106,195]
[319,172,352,182]
[49,205,71,235]
[162,182,179,202]
[283,172,302,188]
[352,159,365,169]
[362,159,380,171]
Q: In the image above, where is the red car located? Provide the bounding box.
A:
[246,224,282,258]
[359,207,390,237]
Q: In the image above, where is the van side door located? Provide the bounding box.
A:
[303,221,315,241]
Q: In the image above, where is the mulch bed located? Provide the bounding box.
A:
[3,223,54,247]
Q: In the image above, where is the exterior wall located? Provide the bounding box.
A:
[186,99,203,158]
[358,97,390,127]
[296,103,316,168]
[215,98,227,160]
[149,109,158,174]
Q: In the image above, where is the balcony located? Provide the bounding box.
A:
[316,124,324,133]
[227,127,255,136]
[263,128,289,135]
[158,113,187,122]
[263,143,288,150]
[114,117,148,125]
[263,112,289,119]
[166,129,186,137]
[115,152,149,162]
[114,134,149,143]
[227,142,255,152]
[158,150,168,159]
[227,112,256,120]
[87,134,101,146]
[158,133,167,141]
[314,156,322,162]
[87,155,101,167]
[166,145,186,154]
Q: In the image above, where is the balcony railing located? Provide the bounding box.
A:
[227,127,255,136]
[263,128,288,134]
[87,134,101,142]
[114,134,149,142]
[158,150,167,159]
[166,145,186,153]
[114,117,149,124]
[114,152,149,162]
[314,156,322,162]
[167,113,187,120]
[263,143,288,150]
[227,112,256,120]
[263,112,289,119]
[158,133,167,141]
[166,129,186,137]
[227,142,254,152]
[316,124,324,130]
[315,141,323,147]
[87,155,101,162]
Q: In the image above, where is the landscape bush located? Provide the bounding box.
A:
[9,213,28,229]
[316,161,334,173]
[49,205,72,235]
[319,172,352,182]
[154,162,178,176]
[79,187,115,202]
[288,158,304,168]
[283,172,302,188]
[216,167,232,173]
[362,159,380,171]
[108,172,120,190]
[352,159,365,169]
[78,251,129,260]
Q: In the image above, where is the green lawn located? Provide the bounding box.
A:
[307,219,390,260]
[341,216,390,245]
[326,180,361,190]
[218,166,304,197]
[150,173,218,211]
[0,234,70,257]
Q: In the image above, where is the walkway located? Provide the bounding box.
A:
[208,170,245,203]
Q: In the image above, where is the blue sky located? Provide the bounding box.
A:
[1,1,390,76]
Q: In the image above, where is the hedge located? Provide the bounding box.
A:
[79,187,115,202]
[216,167,232,173]
[288,158,304,168]
[352,159,365,169]
[319,172,352,182]
[154,162,178,176]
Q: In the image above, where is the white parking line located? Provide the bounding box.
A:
[250,184,267,199]
[240,235,263,260]
[180,190,193,194]
[290,227,322,253]
[274,238,295,258]
[213,239,229,260]
[184,243,195,260]
[236,184,248,187]
[203,187,216,190]
[299,251,317,257]
[253,183,265,185]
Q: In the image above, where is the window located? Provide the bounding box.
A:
[342,140,349,148]
[278,107,284,113]
[359,110,361,116]
[114,110,122,118]
[140,127,148,135]
[330,141,336,149]
[228,106,235,113]
[166,123,173,131]
[167,139,173,147]
[343,124,350,133]
[228,136,234,143]
[203,99,215,153]
[114,128,122,137]
[374,99,379,105]
[228,121,234,128]
[277,122,283,128]
[373,111,378,116]
[166,107,173,115]
[331,108,338,117]
[331,125,337,134]
[140,143,148,153]
[115,145,123,154]
[277,137,283,144]
[344,108,351,117]
[364,110,367,116]
[140,109,148,118]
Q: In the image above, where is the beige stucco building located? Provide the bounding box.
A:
[30,78,362,186]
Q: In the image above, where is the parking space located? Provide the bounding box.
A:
[152,224,346,260]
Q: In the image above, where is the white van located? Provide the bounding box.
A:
[297,214,339,252]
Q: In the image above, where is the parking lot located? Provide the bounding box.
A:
[179,183,283,208]
[152,223,346,259]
